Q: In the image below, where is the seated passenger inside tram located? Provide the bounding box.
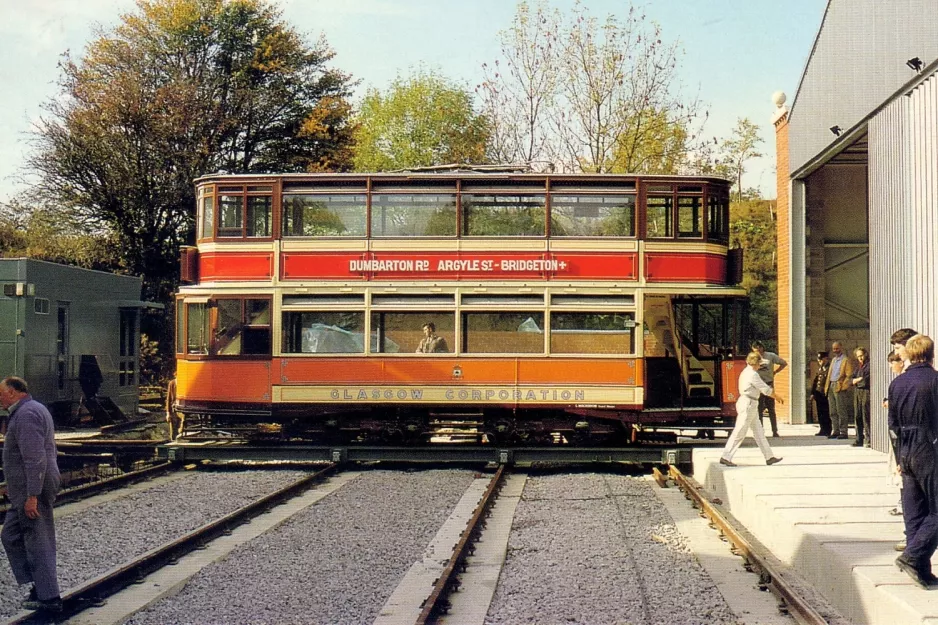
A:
[415,322,449,353]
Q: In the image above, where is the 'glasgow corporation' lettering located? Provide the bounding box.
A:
[329,387,585,402]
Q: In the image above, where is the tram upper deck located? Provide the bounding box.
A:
[182,172,740,287]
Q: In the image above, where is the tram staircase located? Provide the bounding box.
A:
[644,296,716,406]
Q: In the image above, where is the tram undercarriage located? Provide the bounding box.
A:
[175,403,732,446]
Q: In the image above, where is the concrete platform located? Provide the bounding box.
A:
[694,423,938,625]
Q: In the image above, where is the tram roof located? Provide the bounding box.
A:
[194,170,732,186]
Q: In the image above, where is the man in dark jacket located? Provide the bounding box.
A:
[0,376,62,611]
[888,335,938,589]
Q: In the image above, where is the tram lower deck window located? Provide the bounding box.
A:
[371,312,454,353]
[282,311,366,353]
[550,312,635,354]
[213,298,271,356]
[462,312,545,353]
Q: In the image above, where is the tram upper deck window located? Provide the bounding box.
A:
[199,196,214,240]
[282,311,365,353]
[282,194,367,237]
[550,195,636,237]
[216,186,273,238]
[371,194,457,237]
[462,312,545,353]
[550,312,635,355]
[677,196,703,238]
[646,195,673,238]
[462,194,546,237]
[707,194,729,242]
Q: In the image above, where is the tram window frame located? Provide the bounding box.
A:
[186,301,211,356]
[281,310,367,354]
[645,195,674,238]
[677,195,704,238]
[210,297,272,357]
[461,194,547,237]
[370,311,455,354]
[549,311,636,355]
[549,194,636,237]
[707,193,730,242]
[282,193,367,237]
[199,195,214,241]
[371,193,458,237]
[176,299,185,354]
[462,311,546,354]
[213,184,275,240]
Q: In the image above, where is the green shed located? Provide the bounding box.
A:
[0,259,158,423]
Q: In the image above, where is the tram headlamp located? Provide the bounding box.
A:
[452,365,463,379]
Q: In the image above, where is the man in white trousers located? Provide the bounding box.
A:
[720,351,785,467]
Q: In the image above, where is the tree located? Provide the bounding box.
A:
[479,1,705,174]
[353,69,490,171]
[1,199,117,270]
[28,0,356,307]
[720,118,764,202]
[478,1,559,167]
[730,198,777,347]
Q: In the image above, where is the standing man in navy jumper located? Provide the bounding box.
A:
[0,377,62,611]
[889,335,938,589]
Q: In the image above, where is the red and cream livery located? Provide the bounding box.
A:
[175,171,748,443]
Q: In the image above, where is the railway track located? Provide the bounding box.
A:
[3,464,339,625]
[666,466,831,625]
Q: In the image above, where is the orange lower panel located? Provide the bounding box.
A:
[278,357,639,385]
[178,360,272,402]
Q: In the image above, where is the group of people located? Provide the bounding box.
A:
[720,328,938,590]
[810,341,872,446]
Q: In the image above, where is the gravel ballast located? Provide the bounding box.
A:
[126,468,476,625]
[0,468,310,619]
[485,472,741,625]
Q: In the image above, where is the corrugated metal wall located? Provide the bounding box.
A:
[868,70,938,451]
[790,0,938,175]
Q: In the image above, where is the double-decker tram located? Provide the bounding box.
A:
[174,169,749,445]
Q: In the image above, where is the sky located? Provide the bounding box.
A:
[0,0,826,205]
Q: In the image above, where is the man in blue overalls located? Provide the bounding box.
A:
[0,376,62,611]
[889,335,938,589]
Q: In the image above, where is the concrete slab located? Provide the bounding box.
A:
[439,473,528,625]
[374,475,495,625]
[694,423,938,625]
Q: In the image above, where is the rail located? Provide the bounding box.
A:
[416,464,507,625]
[4,463,338,624]
[667,466,829,625]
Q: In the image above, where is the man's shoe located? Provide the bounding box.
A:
[766,457,783,465]
[896,556,938,589]
[719,458,736,467]
[895,541,907,551]
[837,435,849,439]
[828,432,840,438]
[815,431,830,436]
[852,440,864,447]
[772,432,780,438]
[22,596,62,612]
